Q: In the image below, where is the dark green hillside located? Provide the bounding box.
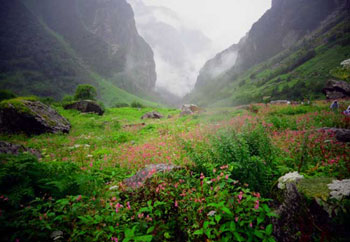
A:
[0,0,158,107]
[189,0,350,107]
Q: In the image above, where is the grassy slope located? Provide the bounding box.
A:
[0,0,159,108]
[189,15,350,107]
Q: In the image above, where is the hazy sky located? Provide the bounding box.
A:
[130,0,271,96]
[141,0,271,51]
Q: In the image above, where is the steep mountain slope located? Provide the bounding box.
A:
[128,0,212,97]
[190,0,350,106]
[0,0,157,106]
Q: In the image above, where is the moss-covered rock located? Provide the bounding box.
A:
[0,97,70,135]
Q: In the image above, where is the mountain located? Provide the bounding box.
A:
[128,0,213,97]
[0,0,157,106]
[189,0,350,106]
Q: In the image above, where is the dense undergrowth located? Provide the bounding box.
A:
[1,100,350,241]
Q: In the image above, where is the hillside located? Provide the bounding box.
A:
[0,0,157,106]
[189,0,350,107]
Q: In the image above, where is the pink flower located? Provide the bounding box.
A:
[235,217,239,222]
[126,201,131,210]
[225,175,229,180]
[249,222,253,228]
[238,191,243,201]
[174,200,178,208]
[76,195,82,201]
[254,200,260,210]
[115,203,123,213]
[89,162,93,167]
[111,237,118,242]
[213,168,216,173]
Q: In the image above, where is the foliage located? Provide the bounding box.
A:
[74,84,97,101]
[131,101,145,108]
[0,89,17,102]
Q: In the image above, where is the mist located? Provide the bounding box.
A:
[128,0,271,97]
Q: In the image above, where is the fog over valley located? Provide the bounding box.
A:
[128,0,271,97]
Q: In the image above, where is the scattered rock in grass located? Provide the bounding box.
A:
[270,100,291,105]
[123,123,145,129]
[0,141,41,158]
[322,79,350,99]
[63,100,104,115]
[180,104,202,116]
[50,230,64,241]
[320,128,350,142]
[340,58,350,68]
[141,111,163,119]
[278,171,304,189]
[123,164,181,188]
[0,98,71,135]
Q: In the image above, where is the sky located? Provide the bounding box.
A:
[142,0,271,51]
[130,0,272,96]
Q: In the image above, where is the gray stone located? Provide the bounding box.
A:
[180,104,202,116]
[64,100,104,115]
[141,111,163,119]
[0,99,70,135]
[0,141,41,158]
[322,79,350,99]
[123,164,181,188]
[321,128,350,143]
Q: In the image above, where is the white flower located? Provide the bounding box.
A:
[328,179,350,200]
[340,59,350,68]
[207,210,216,216]
[109,185,119,190]
[277,171,304,190]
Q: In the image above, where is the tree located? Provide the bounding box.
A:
[74,84,97,101]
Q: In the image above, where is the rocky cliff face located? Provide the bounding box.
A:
[195,0,345,89]
[0,0,156,99]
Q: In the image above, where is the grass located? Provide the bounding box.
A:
[1,100,350,241]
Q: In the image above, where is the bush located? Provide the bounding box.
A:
[113,103,130,108]
[185,126,280,196]
[0,89,17,102]
[131,101,144,108]
[74,84,97,101]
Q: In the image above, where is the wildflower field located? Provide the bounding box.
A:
[1,101,350,241]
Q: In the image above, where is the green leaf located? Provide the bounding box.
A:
[164,232,171,239]
[147,226,155,234]
[266,224,273,235]
[221,207,233,216]
[215,215,222,223]
[194,229,203,235]
[135,235,153,242]
[234,232,244,242]
[254,230,264,239]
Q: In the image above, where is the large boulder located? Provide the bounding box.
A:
[64,100,104,115]
[123,164,181,188]
[141,111,163,120]
[320,128,350,143]
[322,79,350,99]
[0,141,41,158]
[0,98,70,135]
[180,104,202,116]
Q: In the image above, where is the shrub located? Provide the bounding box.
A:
[185,126,280,196]
[113,103,130,108]
[74,84,97,101]
[0,89,16,102]
[131,101,144,108]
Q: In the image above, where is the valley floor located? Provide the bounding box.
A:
[1,101,350,241]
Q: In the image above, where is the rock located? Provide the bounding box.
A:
[320,128,350,142]
[0,99,71,135]
[270,100,291,105]
[322,79,350,99]
[0,141,41,158]
[63,100,104,115]
[180,104,202,116]
[141,111,163,119]
[340,58,350,68]
[273,183,303,242]
[50,230,64,241]
[123,164,181,188]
